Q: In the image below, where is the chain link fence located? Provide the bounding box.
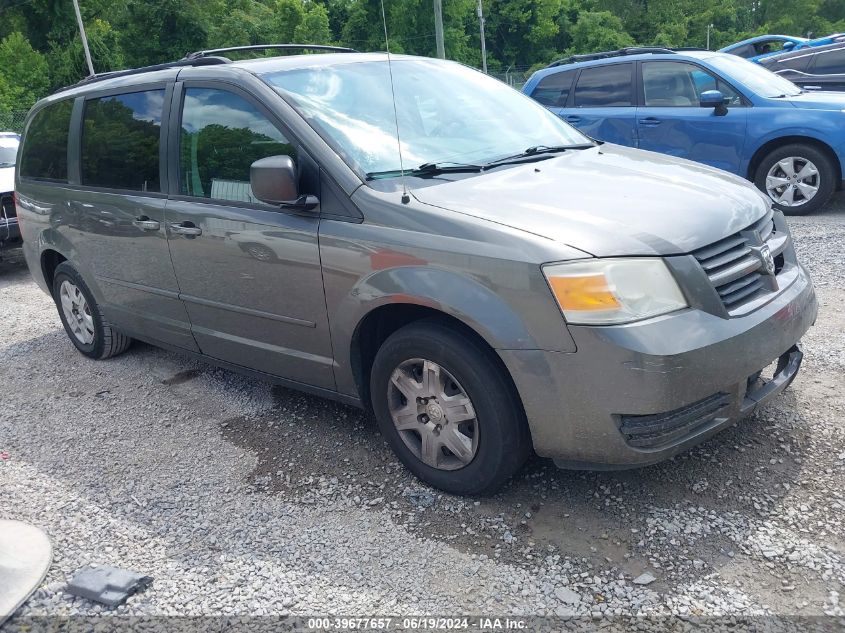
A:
[0,110,29,134]
[487,67,536,90]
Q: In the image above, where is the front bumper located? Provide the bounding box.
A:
[499,263,817,468]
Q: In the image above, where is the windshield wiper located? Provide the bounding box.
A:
[482,144,594,169]
[366,161,483,181]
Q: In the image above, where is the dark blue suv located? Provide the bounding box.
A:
[523,47,845,215]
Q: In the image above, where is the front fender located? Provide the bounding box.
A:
[328,265,576,398]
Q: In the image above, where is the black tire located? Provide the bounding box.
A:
[370,319,531,496]
[52,262,132,359]
[753,143,836,216]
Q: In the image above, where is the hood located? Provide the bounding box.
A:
[785,91,845,110]
[0,166,13,195]
[411,144,767,257]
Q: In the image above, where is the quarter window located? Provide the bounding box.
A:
[642,62,742,107]
[81,90,164,192]
[179,88,295,204]
[573,64,633,107]
[531,70,575,107]
[19,100,73,182]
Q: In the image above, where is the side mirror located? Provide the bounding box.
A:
[250,155,319,211]
[700,90,728,115]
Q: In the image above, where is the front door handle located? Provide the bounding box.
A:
[565,115,581,123]
[639,117,662,126]
[133,217,160,231]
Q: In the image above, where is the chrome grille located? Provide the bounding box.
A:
[692,211,787,313]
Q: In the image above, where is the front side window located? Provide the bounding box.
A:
[531,70,575,107]
[180,88,295,203]
[573,64,633,107]
[813,47,845,74]
[262,59,591,177]
[19,100,73,182]
[81,90,164,192]
[642,62,742,106]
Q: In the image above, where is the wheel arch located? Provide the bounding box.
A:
[747,135,842,188]
[349,302,526,415]
[40,248,68,294]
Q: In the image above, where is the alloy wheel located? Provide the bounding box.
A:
[765,156,820,208]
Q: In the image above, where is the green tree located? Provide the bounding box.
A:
[119,0,209,67]
[568,11,635,53]
[294,4,332,44]
[0,31,50,109]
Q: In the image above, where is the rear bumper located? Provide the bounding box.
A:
[499,263,817,468]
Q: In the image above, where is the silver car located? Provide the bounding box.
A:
[15,49,817,494]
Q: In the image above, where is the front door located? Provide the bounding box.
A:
[558,62,637,147]
[74,86,198,351]
[164,83,334,389]
[636,61,748,174]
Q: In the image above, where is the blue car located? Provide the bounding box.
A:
[721,33,845,64]
[720,35,808,63]
[523,47,845,214]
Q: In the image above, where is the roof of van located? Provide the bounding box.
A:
[44,51,432,103]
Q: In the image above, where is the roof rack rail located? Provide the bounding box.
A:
[183,44,358,60]
[63,56,231,91]
[547,47,676,67]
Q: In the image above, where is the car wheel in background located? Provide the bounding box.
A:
[754,143,836,215]
[370,319,531,496]
[52,262,132,359]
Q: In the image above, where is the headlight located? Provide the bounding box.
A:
[543,258,687,325]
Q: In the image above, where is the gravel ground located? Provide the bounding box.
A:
[1,196,844,630]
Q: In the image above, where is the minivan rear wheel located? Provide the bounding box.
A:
[52,262,132,359]
[754,144,836,215]
[370,319,531,495]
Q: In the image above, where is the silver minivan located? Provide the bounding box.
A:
[16,48,817,494]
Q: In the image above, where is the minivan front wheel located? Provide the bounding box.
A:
[754,144,835,215]
[370,319,531,495]
[52,262,132,359]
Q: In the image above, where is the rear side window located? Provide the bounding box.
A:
[179,88,295,203]
[81,90,165,192]
[19,100,73,182]
[812,47,845,74]
[531,70,575,107]
[574,64,633,107]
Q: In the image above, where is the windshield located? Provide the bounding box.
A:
[708,54,802,97]
[262,58,591,177]
[0,142,17,167]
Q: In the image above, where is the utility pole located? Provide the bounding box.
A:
[706,23,714,50]
[477,0,487,74]
[433,0,445,59]
[72,0,95,76]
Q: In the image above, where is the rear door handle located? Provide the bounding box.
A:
[132,217,160,231]
[169,222,202,237]
[565,115,581,123]
[639,117,661,126]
